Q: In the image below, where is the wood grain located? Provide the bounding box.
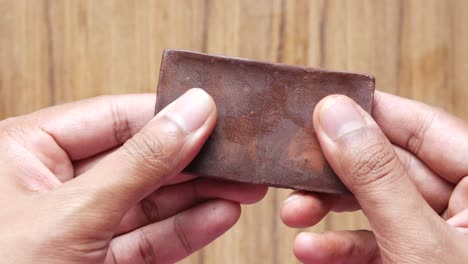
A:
[0,1,466,263]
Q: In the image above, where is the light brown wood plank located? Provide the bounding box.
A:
[399,0,453,108]
[0,0,51,117]
[451,0,468,119]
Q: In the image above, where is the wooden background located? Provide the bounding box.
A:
[1,1,467,263]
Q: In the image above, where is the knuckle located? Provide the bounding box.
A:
[121,131,172,175]
[119,116,186,176]
[140,196,161,223]
[346,141,402,187]
[406,108,437,155]
[137,229,155,264]
[109,97,133,145]
[173,215,192,254]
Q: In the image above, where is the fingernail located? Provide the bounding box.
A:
[166,88,213,132]
[283,191,306,204]
[319,96,366,140]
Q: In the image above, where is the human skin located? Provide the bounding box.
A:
[0,88,268,263]
[281,91,468,263]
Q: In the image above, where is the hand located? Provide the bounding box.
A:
[281,92,468,263]
[0,88,267,264]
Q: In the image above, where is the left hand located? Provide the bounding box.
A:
[0,89,267,263]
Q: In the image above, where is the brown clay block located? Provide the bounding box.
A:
[155,49,375,194]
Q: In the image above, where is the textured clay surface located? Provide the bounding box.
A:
[155,49,375,194]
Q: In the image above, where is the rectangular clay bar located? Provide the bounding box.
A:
[155,49,375,194]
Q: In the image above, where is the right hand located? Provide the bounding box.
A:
[281,91,468,263]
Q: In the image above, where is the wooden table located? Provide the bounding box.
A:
[1,1,466,263]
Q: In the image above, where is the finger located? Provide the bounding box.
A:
[108,200,241,264]
[313,95,445,246]
[116,179,267,234]
[280,191,354,228]
[445,177,468,219]
[280,144,452,228]
[159,173,196,186]
[73,149,198,186]
[281,191,330,228]
[280,191,359,228]
[394,145,453,213]
[1,94,155,181]
[447,208,468,228]
[294,230,379,264]
[72,147,195,186]
[59,88,217,224]
[73,147,118,176]
[373,91,468,183]
[31,94,155,160]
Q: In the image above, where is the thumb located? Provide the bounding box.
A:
[313,95,445,250]
[61,88,216,224]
